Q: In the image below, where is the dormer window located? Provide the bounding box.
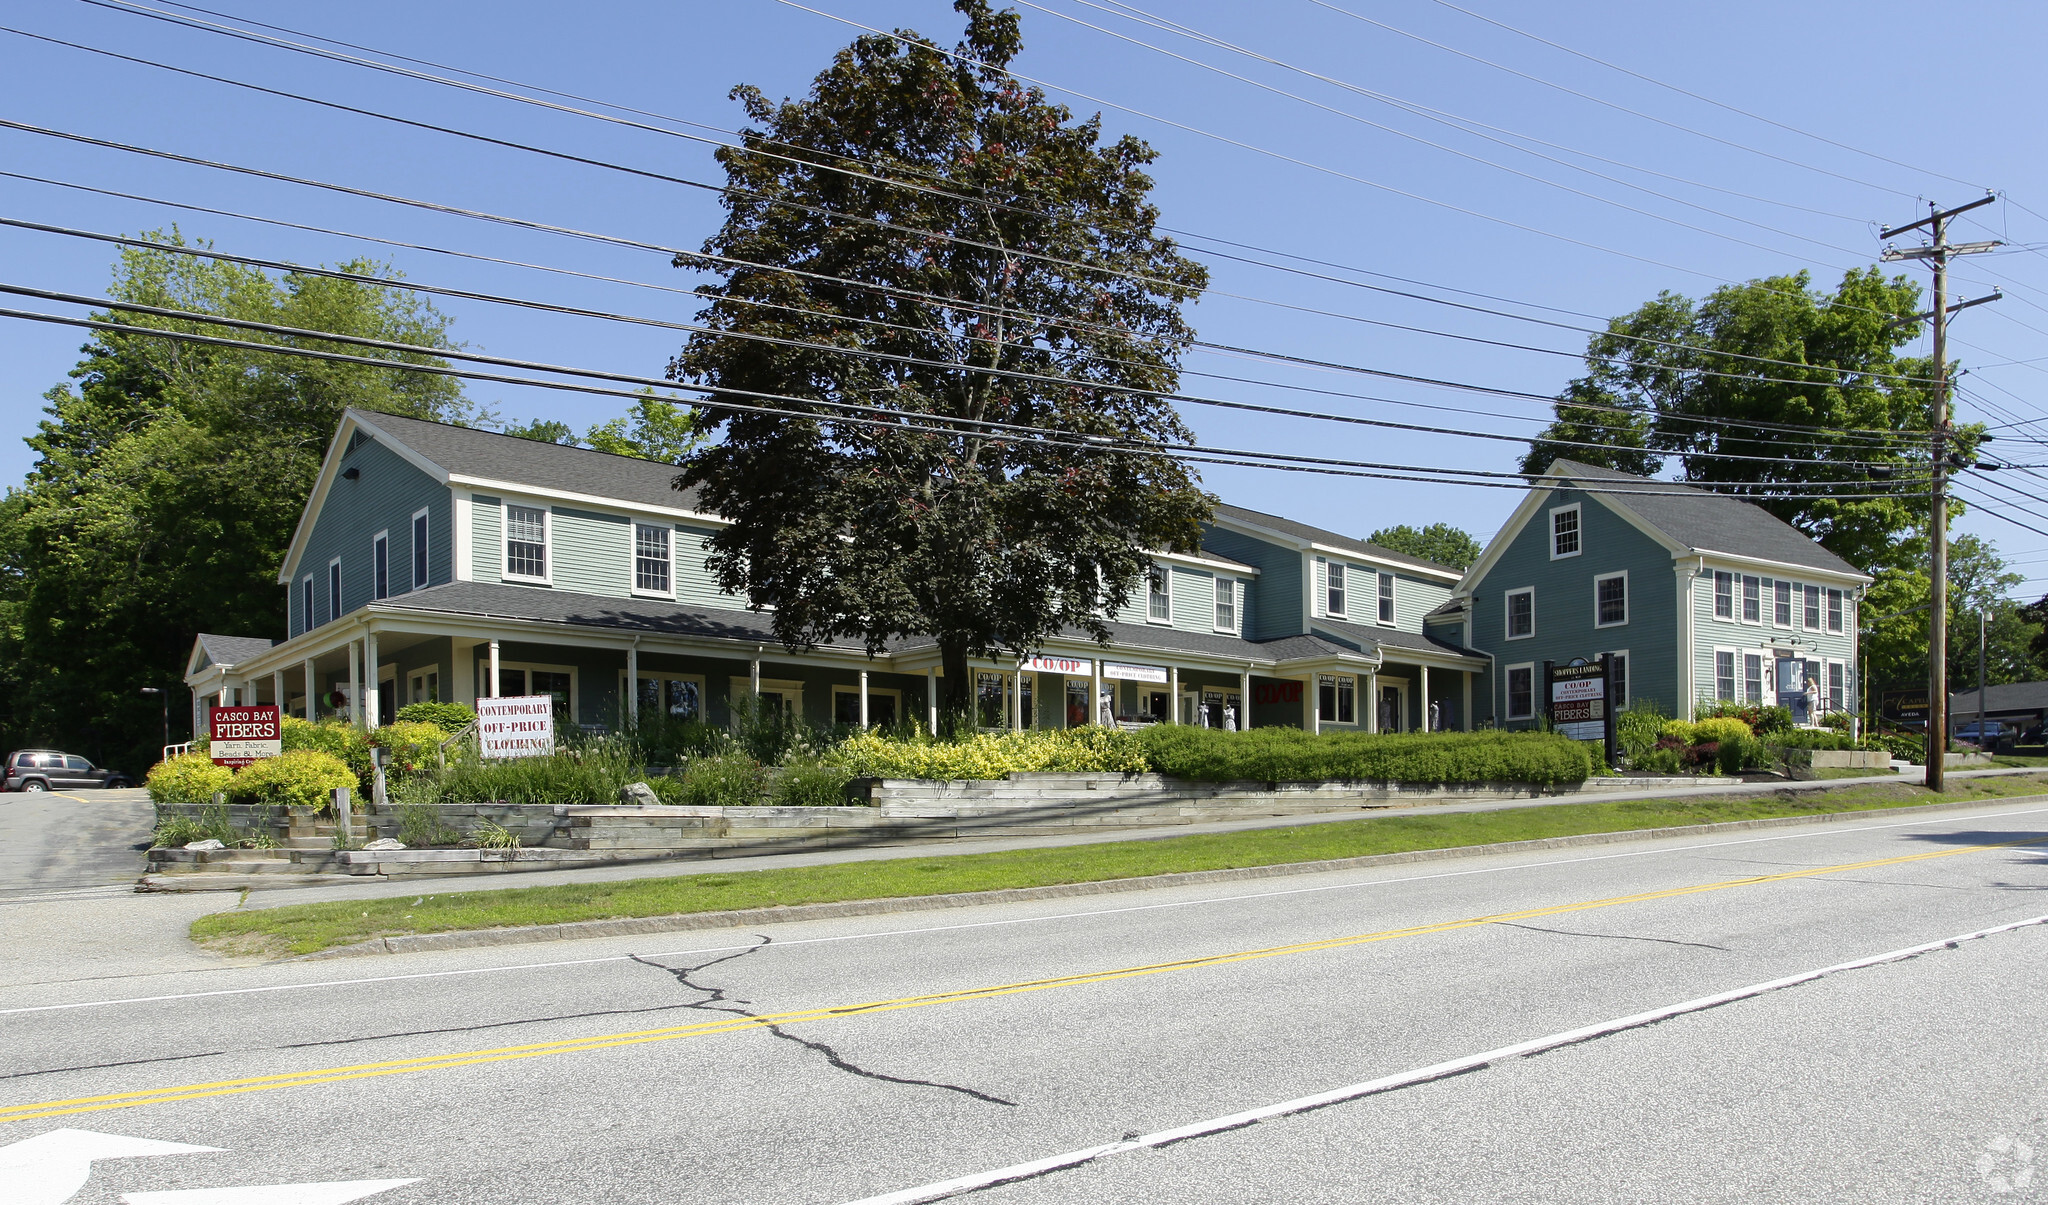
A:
[1327,562,1347,617]
[1550,504,1581,559]
[1147,566,1171,623]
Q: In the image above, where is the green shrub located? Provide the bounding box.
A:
[644,775,689,805]
[1819,711,1853,733]
[371,721,449,773]
[229,749,358,811]
[146,752,234,805]
[1631,746,1687,776]
[771,760,857,807]
[1136,727,1593,786]
[1692,717,1754,746]
[434,750,632,807]
[1862,732,1924,762]
[1615,700,1667,760]
[678,755,770,807]
[1659,719,1698,745]
[281,717,371,789]
[1716,732,1752,776]
[396,800,460,847]
[1694,700,1793,735]
[393,701,476,732]
[830,727,1150,780]
[471,818,522,849]
[1769,729,1857,751]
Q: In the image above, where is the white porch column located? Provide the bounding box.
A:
[625,643,639,723]
[488,639,501,698]
[1240,667,1253,731]
[303,657,318,720]
[364,630,380,729]
[272,670,284,713]
[1012,668,1023,731]
[1092,659,1105,727]
[347,639,362,730]
[750,654,761,699]
[1365,670,1379,732]
[1168,665,1180,724]
[1420,664,1431,732]
[1462,671,1473,732]
[859,669,870,728]
[927,667,938,736]
[1307,674,1321,736]
[450,639,476,705]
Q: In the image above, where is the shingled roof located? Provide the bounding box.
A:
[1547,459,1867,578]
[352,411,705,512]
[192,633,276,669]
[1210,503,1461,576]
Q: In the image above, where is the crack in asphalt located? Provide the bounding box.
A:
[630,939,1018,1107]
[1493,921,1729,951]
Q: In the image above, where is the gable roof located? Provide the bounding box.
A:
[1543,460,1867,579]
[355,411,706,512]
[1210,503,1462,578]
[190,633,276,673]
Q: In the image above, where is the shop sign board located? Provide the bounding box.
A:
[476,695,556,759]
[1100,661,1169,684]
[1881,689,1930,727]
[1023,655,1093,676]
[209,705,281,767]
[1545,657,1616,765]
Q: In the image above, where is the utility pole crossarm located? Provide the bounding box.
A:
[1880,193,1997,241]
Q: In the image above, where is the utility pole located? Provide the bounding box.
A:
[1978,607,1989,746]
[1881,195,2001,791]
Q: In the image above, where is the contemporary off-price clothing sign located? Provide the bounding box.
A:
[208,705,281,767]
[476,695,556,759]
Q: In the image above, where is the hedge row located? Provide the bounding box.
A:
[1135,726,1595,786]
[830,727,1151,780]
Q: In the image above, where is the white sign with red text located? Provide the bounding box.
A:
[1023,655,1093,676]
[476,695,556,759]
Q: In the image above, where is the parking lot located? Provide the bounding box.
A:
[0,785,153,898]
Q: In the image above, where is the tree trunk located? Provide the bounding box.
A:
[939,637,973,733]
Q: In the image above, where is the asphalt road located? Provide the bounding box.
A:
[4,798,2047,1204]
[0,787,153,900]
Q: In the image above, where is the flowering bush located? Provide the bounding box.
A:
[829,726,1150,780]
[146,752,234,805]
[228,749,359,811]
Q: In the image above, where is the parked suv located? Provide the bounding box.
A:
[1953,721,2010,747]
[3,750,136,792]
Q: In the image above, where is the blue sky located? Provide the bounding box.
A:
[4,0,2046,589]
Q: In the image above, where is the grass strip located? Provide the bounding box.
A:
[192,774,2048,956]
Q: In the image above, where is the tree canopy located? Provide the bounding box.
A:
[1365,523,1482,571]
[670,0,1212,717]
[0,234,472,774]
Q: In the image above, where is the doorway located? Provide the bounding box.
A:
[1378,679,1409,733]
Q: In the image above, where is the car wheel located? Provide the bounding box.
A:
[19,779,47,793]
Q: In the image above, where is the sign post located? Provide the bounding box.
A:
[475,695,556,759]
[1545,657,1615,768]
[208,705,281,768]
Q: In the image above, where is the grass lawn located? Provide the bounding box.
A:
[1991,755,2048,769]
[192,773,2048,957]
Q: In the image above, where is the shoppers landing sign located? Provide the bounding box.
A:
[477,695,556,759]
[209,705,281,767]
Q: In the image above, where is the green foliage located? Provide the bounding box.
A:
[146,751,234,805]
[1692,717,1754,746]
[643,775,690,805]
[1694,700,1792,735]
[831,726,1150,780]
[370,720,449,774]
[617,708,733,768]
[770,760,857,808]
[229,749,358,811]
[729,695,821,765]
[1819,711,1854,733]
[1631,746,1688,776]
[1136,727,1593,786]
[0,233,473,778]
[677,755,770,807]
[502,418,576,444]
[583,390,704,463]
[395,800,460,847]
[393,701,476,733]
[433,745,637,807]
[1864,732,1924,762]
[672,1,1214,722]
[1769,729,1859,751]
[470,819,522,849]
[1363,523,1482,570]
[1615,700,1667,761]
[1659,719,1698,745]
[1715,732,1752,776]
[281,716,371,788]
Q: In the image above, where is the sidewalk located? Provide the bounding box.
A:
[212,764,2039,912]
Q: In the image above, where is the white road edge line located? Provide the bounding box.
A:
[8,800,2047,1017]
[838,910,2048,1205]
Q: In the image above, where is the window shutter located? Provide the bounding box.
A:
[1312,557,1327,618]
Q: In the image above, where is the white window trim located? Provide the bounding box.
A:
[1712,570,1735,621]
[407,666,444,705]
[1317,672,1359,726]
[1713,646,1739,702]
[631,521,677,600]
[1146,564,1172,626]
[410,507,430,592]
[1326,561,1348,619]
[486,660,578,710]
[327,557,343,624]
[831,685,904,725]
[1212,577,1239,634]
[1504,662,1536,721]
[1504,586,1536,641]
[1593,570,1629,629]
[300,574,315,634]
[732,676,805,715]
[371,529,390,601]
[1827,588,1846,634]
[1376,570,1396,627]
[502,503,552,585]
[625,671,707,721]
[1739,574,1763,626]
[1802,583,1823,632]
[1772,579,1793,629]
[1607,649,1630,710]
[1549,503,1583,560]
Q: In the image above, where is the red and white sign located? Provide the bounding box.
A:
[1101,661,1169,684]
[1023,655,1093,676]
[476,695,556,759]
[209,705,281,767]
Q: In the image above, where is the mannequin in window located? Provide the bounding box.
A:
[1223,702,1238,732]
[1428,700,1440,733]
[1378,695,1394,733]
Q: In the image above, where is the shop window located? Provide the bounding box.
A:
[974,672,1030,727]
[634,675,702,722]
[1318,674,1356,724]
[408,670,440,704]
[832,688,899,728]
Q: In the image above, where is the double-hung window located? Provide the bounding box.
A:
[1147,567,1171,622]
[1505,665,1534,720]
[1594,572,1627,627]
[1803,584,1822,630]
[1827,662,1846,713]
[327,559,342,623]
[1741,575,1761,623]
[1377,571,1395,624]
[1827,589,1845,633]
[1716,651,1736,701]
[411,509,429,590]
[372,531,389,601]
[1609,651,1630,709]
[1317,674,1356,724]
[1773,580,1792,626]
[1213,577,1236,631]
[301,575,315,634]
[1743,653,1763,704]
[1713,571,1734,619]
[634,523,672,595]
[1505,587,1534,639]
[505,504,548,582]
[1550,505,1581,559]
[1327,562,1347,617]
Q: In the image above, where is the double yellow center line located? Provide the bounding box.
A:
[5,835,2041,1124]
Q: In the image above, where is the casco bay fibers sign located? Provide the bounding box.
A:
[209,705,281,767]
[476,695,556,759]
